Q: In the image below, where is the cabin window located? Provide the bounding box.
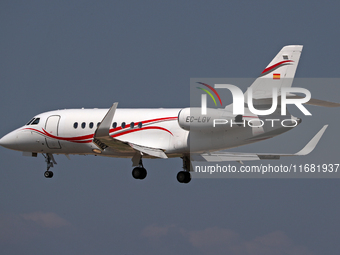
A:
[130,122,135,128]
[31,118,40,125]
[74,122,78,129]
[138,122,142,128]
[97,122,101,127]
[112,122,117,128]
[89,122,94,129]
[81,122,86,129]
[121,122,126,128]
[26,118,35,125]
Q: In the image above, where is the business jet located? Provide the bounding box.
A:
[0,45,339,183]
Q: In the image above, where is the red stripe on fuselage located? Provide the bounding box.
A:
[23,116,178,144]
[112,126,173,138]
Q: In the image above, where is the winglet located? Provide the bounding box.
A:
[94,102,118,140]
[294,125,328,156]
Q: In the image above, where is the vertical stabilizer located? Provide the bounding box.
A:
[245,45,303,100]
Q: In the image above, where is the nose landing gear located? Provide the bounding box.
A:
[44,170,54,178]
[43,153,57,178]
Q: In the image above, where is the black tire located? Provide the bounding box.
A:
[139,168,147,180]
[44,171,53,178]
[177,171,186,183]
[184,171,191,183]
[44,171,50,178]
[132,167,141,179]
[177,171,191,183]
[132,167,147,180]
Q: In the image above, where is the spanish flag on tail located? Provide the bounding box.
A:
[273,73,280,79]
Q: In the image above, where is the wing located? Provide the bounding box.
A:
[191,125,328,162]
[93,103,168,159]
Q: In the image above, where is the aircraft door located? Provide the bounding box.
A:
[45,115,62,149]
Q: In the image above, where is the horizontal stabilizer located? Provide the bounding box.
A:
[287,95,340,107]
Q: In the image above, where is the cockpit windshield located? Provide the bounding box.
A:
[26,118,40,125]
[26,118,35,125]
[31,118,40,125]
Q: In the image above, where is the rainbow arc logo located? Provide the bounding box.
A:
[196,82,223,106]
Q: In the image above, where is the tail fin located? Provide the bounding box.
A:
[245,45,303,100]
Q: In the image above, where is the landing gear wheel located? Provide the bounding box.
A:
[132,167,147,180]
[177,171,191,183]
[44,171,54,178]
[43,154,57,179]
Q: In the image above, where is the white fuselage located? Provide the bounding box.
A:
[4,108,184,157]
[0,107,296,158]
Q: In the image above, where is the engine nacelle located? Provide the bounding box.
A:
[178,107,240,131]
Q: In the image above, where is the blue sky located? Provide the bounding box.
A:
[1,1,340,254]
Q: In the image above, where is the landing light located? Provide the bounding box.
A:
[92,149,102,154]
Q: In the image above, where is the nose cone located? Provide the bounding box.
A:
[0,131,18,150]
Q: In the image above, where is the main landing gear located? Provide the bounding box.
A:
[177,156,191,184]
[176,171,191,184]
[43,153,57,178]
[131,154,191,184]
[132,166,147,180]
[132,155,147,180]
